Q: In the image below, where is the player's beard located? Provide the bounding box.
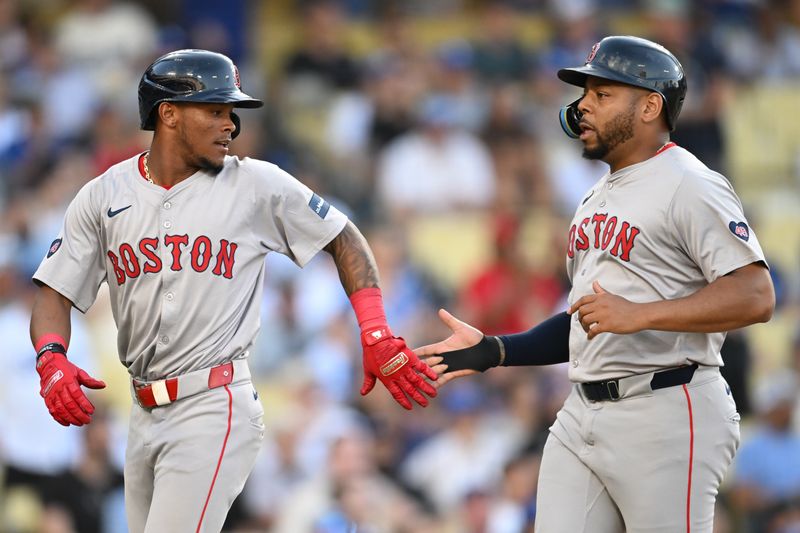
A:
[582,103,636,161]
[178,127,225,175]
[197,156,224,175]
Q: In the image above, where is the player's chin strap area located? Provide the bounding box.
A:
[559,97,583,139]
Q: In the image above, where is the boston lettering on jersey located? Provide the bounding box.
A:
[106,235,238,284]
[567,212,640,262]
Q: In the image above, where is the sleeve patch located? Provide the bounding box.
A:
[47,238,63,258]
[728,221,749,242]
[308,193,330,219]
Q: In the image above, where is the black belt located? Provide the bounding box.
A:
[581,364,699,402]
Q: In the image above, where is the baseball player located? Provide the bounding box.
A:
[418,36,775,532]
[29,49,437,533]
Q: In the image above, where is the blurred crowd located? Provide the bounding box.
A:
[1,0,800,532]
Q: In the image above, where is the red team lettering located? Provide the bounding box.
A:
[591,213,607,248]
[567,213,640,262]
[139,237,162,274]
[119,243,141,278]
[601,216,618,249]
[212,240,237,278]
[106,235,237,284]
[190,235,213,272]
[610,221,640,260]
[575,218,590,251]
[165,234,189,271]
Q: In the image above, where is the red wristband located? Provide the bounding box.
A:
[34,333,68,354]
[349,287,389,332]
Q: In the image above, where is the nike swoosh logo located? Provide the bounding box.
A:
[581,190,595,205]
[107,205,132,218]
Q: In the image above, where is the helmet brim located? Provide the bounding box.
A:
[557,65,638,89]
[557,67,590,87]
[182,88,264,109]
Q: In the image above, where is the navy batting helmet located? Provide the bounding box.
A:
[138,49,263,138]
[557,36,687,138]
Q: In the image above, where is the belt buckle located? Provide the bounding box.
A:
[606,380,620,401]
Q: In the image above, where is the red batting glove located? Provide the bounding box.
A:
[350,287,437,410]
[359,326,438,409]
[36,351,106,426]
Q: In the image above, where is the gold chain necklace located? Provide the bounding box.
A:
[143,152,154,184]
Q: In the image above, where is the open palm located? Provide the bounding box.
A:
[414,309,484,388]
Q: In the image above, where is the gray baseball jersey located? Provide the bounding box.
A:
[565,143,765,381]
[34,153,347,380]
[536,143,760,532]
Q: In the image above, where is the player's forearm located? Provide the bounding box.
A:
[30,285,73,347]
[638,263,774,333]
[324,221,380,295]
[441,312,571,372]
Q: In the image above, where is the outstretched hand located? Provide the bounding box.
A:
[360,328,438,410]
[414,309,484,388]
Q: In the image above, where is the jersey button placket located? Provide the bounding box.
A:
[156,194,177,357]
[600,180,614,207]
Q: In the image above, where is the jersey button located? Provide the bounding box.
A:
[572,360,579,367]
[164,221,172,229]
[161,335,169,344]
[163,201,172,210]
[608,183,614,190]
[599,201,606,207]
[165,292,174,301]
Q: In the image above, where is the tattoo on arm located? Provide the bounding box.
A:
[324,221,379,295]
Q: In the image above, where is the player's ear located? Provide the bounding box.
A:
[157,102,179,129]
[640,91,664,127]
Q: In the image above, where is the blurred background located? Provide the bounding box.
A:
[1,0,799,531]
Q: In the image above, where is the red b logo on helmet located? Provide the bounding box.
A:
[233,66,241,89]
[586,42,600,63]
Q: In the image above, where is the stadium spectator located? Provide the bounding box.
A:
[43,405,126,533]
[730,372,800,531]
[0,3,798,532]
[375,94,496,217]
[399,381,526,513]
[458,213,564,335]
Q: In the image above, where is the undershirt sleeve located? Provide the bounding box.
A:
[499,311,571,366]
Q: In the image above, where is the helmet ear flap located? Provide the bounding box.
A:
[559,97,583,139]
[231,112,241,139]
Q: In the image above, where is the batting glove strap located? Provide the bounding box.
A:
[440,335,503,373]
[36,342,67,363]
[361,326,393,347]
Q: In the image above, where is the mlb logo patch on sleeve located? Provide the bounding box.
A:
[47,238,62,258]
[308,193,330,219]
[729,221,749,242]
